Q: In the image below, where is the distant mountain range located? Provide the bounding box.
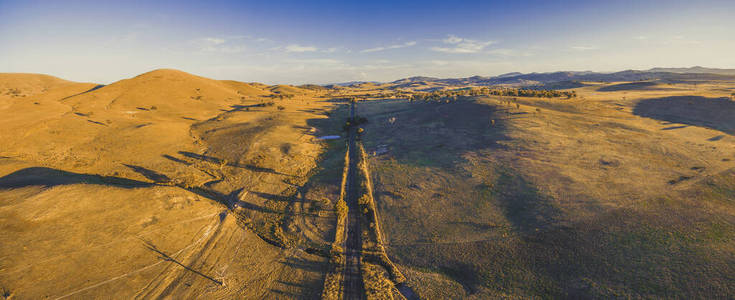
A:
[331,67,735,89]
[324,80,381,87]
[647,66,735,75]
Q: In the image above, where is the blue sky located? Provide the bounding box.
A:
[1,0,734,84]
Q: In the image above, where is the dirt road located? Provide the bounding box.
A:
[341,101,365,299]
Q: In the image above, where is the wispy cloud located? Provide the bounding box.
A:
[290,58,343,65]
[430,60,450,66]
[361,41,417,53]
[204,37,225,45]
[285,44,318,52]
[431,35,493,54]
[443,35,464,44]
[571,45,598,51]
[193,37,247,53]
[487,48,517,56]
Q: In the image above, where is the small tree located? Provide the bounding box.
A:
[336,199,347,216]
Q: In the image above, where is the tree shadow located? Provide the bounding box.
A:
[87,120,108,126]
[177,151,291,176]
[662,125,688,130]
[60,84,106,100]
[162,154,191,165]
[123,164,171,183]
[0,167,153,189]
[226,104,271,112]
[633,96,735,135]
[142,240,223,286]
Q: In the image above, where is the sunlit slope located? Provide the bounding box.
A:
[0,69,338,298]
[0,73,79,98]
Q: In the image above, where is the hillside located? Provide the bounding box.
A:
[0,70,343,299]
[0,73,79,98]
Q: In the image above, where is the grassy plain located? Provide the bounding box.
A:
[358,80,735,298]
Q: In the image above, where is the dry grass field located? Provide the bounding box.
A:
[0,70,348,299]
[358,80,735,298]
[1,70,734,299]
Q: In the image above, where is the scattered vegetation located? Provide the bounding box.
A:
[355,143,406,291]
[362,263,397,299]
[407,87,576,103]
[3,88,24,97]
[321,146,351,300]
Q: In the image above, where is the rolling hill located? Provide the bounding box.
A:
[0,69,341,299]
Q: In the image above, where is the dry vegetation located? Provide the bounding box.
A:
[0,69,345,298]
[358,80,735,298]
[1,69,734,299]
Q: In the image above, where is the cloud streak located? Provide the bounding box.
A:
[285,44,318,52]
[361,41,417,53]
[431,35,493,54]
[193,37,247,53]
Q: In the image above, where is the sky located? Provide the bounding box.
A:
[1,0,734,84]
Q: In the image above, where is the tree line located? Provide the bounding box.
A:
[407,87,577,102]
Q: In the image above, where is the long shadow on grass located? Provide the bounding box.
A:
[142,240,223,286]
[177,151,292,176]
[491,169,561,233]
[633,96,735,135]
[0,167,153,189]
[358,99,511,169]
[597,81,670,92]
[360,99,568,295]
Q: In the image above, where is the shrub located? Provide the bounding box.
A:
[336,199,347,216]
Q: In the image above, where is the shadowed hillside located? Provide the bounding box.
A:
[633,95,735,135]
[358,90,735,298]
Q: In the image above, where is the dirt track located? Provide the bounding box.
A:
[341,101,365,298]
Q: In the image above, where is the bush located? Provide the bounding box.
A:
[336,199,347,217]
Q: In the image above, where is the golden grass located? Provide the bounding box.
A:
[0,70,336,298]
